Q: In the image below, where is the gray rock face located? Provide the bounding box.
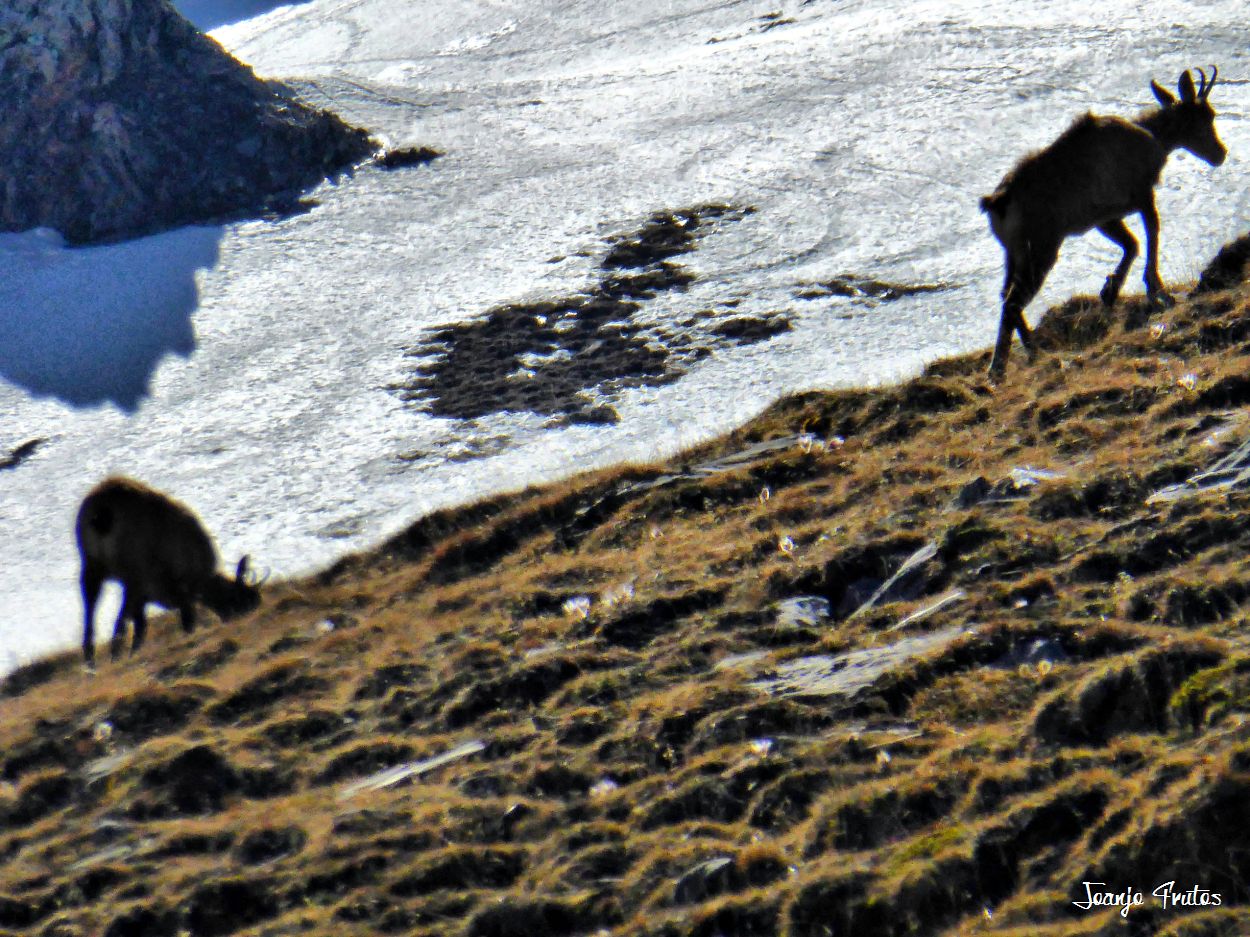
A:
[0,0,374,242]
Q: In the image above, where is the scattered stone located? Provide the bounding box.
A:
[338,739,487,798]
[710,313,793,344]
[774,596,831,629]
[797,274,951,302]
[749,625,975,700]
[997,637,1068,669]
[1149,433,1250,502]
[889,590,965,632]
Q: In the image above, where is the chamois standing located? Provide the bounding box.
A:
[981,67,1227,378]
[76,476,261,666]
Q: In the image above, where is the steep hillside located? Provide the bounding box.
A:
[6,243,1250,936]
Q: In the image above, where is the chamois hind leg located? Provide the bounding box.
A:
[80,564,104,667]
[179,600,197,635]
[1097,219,1139,307]
[1140,198,1174,309]
[988,243,1057,378]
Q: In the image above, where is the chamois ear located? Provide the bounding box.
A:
[236,555,251,582]
[1178,70,1197,104]
[1151,79,1176,107]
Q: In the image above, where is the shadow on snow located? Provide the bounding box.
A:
[174,0,315,31]
[0,226,223,412]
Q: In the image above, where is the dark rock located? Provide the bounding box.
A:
[235,827,307,865]
[673,856,736,905]
[150,831,235,858]
[388,846,526,897]
[155,639,239,682]
[0,437,44,472]
[711,314,793,344]
[206,662,327,725]
[1033,645,1224,745]
[184,879,279,937]
[0,1,374,243]
[0,658,69,698]
[138,746,240,816]
[332,809,412,838]
[1194,233,1250,294]
[0,895,44,929]
[354,664,426,700]
[103,906,179,937]
[466,897,593,937]
[107,687,206,741]
[3,771,79,829]
[263,709,353,748]
[374,145,442,169]
[314,742,414,785]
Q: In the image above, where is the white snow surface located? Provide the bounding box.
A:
[2,0,1249,669]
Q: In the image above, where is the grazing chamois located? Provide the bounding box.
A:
[76,476,261,666]
[981,67,1227,378]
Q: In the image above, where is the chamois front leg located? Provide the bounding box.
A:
[80,565,104,668]
[1097,220,1139,307]
[1140,198,1174,309]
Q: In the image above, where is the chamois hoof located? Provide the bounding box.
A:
[1148,290,1176,310]
[1099,278,1120,307]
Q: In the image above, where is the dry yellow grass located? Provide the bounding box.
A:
[6,248,1250,935]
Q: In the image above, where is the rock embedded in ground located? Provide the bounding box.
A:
[0,0,375,243]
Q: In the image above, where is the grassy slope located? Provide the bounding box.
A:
[6,246,1250,936]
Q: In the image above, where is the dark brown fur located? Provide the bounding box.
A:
[982,68,1226,378]
[76,476,260,666]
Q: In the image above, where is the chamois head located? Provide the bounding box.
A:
[202,556,262,621]
[1149,66,1226,166]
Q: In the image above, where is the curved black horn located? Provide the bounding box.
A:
[1203,64,1218,99]
[1195,67,1208,99]
[235,555,251,582]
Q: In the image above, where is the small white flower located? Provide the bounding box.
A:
[562,595,592,619]
[589,778,619,799]
[778,536,796,556]
[1177,373,1198,391]
[759,486,771,503]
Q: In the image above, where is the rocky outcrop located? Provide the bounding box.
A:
[0,0,374,243]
